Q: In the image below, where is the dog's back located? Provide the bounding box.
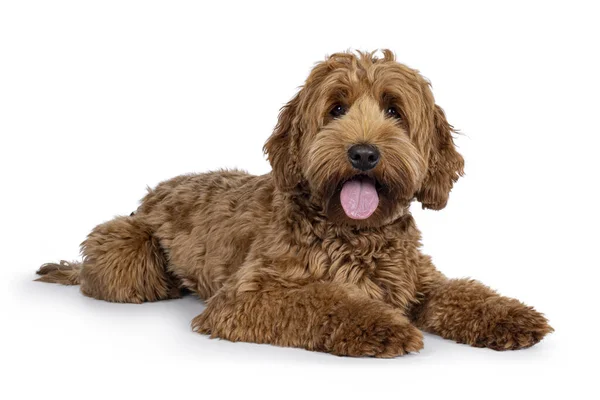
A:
[37,170,277,302]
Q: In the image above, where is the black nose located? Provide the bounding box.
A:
[348,144,380,171]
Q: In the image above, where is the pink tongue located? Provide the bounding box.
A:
[340,178,379,220]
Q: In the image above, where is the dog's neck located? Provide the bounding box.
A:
[278,184,413,242]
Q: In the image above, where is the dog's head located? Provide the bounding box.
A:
[264,50,464,228]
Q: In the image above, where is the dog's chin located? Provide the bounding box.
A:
[324,174,408,229]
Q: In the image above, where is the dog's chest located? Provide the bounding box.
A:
[309,235,419,309]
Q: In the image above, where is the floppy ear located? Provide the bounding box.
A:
[416,105,465,210]
[263,93,303,191]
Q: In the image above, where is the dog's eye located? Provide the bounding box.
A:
[330,104,347,118]
[386,107,402,120]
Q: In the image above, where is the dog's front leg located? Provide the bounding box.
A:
[412,261,553,350]
[193,282,423,357]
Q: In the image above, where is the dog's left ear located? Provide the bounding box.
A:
[416,105,465,210]
[263,93,303,191]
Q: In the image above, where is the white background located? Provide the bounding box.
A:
[1,1,598,399]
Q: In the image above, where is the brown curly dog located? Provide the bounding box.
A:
[36,50,552,357]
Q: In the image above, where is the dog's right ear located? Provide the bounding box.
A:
[263,93,303,191]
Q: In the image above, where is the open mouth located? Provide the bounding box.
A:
[339,175,382,220]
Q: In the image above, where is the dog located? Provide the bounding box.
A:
[36,50,552,357]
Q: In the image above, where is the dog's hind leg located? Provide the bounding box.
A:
[37,216,182,303]
[79,216,182,303]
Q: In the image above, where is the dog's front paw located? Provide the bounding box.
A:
[321,306,423,358]
[473,301,553,350]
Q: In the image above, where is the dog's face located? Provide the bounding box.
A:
[265,50,464,228]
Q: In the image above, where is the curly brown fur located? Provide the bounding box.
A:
[36,260,82,285]
[37,50,552,357]
[193,282,423,358]
[412,277,553,350]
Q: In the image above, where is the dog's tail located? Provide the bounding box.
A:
[35,260,81,285]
